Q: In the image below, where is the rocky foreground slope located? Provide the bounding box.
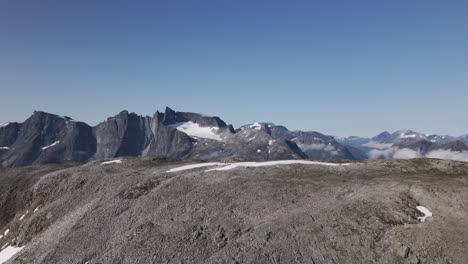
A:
[1,158,467,263]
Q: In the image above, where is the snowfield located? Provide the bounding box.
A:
[169,121,222,141]
[167,160,351,173]
[207,160,350,171]
[167,162,224,172]
[101,159,123,165]
[0,245,25,264]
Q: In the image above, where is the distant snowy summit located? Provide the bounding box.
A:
[1,108,467,168]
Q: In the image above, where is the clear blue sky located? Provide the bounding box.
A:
[1,0,467,137]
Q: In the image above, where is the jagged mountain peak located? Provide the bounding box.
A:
[161,107,228,128]
[372,131,392,142]
[31,110,74,122]
[0,108,308,167]
[239,122,362,160]
[1,108,467,167]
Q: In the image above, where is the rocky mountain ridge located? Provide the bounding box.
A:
[1,108,467,167]
[0,108,312,168]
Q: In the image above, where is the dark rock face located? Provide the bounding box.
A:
[0,122,21,147]
[440,140,468,152]
[372,131,393,143]
[0,112,96,167]
[143,117,193,158]
[0,108,305,167]
[162,107,229,129]
[93,111,151,159]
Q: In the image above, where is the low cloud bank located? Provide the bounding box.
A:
[297,143,341,156]
[368,147,468,162]
[425,149,468,161]
[363,141,393,149]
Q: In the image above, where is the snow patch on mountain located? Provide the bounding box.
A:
[41,141,60,150]
[0,123,10,128]
[19,211,28,221]
[169,122,222,141]
[249,122,262,130]
[399,131,417,138]
[167,160,352,173]
[0,147,9,150]
[416,206,432,222]
[167,162,224,172]
[101,159,123,165]
[206,160,351,171]
[0,245,25,264]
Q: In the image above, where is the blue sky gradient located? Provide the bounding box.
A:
[1,0,467,137]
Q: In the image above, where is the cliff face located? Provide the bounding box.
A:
[0,112,96,167]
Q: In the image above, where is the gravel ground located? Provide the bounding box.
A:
[0,157,467,264]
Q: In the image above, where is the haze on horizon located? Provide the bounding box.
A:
[0,0,467,137]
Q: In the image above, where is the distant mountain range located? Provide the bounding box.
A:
[335,130,468,161]
[1,108,467,167]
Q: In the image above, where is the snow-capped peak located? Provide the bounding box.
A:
[399,131,418,139]
[249,122,262,130]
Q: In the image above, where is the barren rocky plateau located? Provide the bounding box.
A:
[1,157,467,264]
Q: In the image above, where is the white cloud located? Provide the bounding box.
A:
[426,150,468,162]
[324,144,336,152]
[368,147,395,159]
[363,141,393,149]
[393,148,421,159]
[297,143,341,156]
[368,147,468,162]
[297,143,326,151]
[368,147,420,159]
